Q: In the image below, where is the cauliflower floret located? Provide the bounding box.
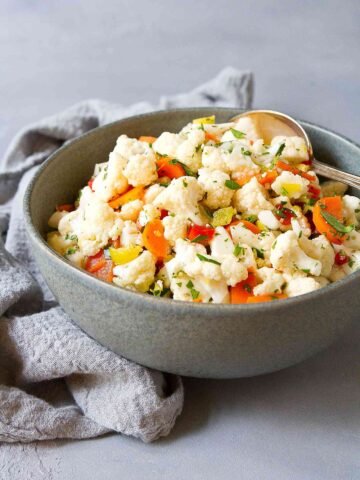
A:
[210,226,257,271]
[233,177,273,215]
[284,275,322,297]
[270,231,322,276]
[321,180,348,198]
[153,176,205,224]
[120,220,143,247]
[58,187,123,257]
[113,251,156,293]
[271,171,309,199]
[202,145,230,172]
[258,210,281,230]
[111,135,158,187]
[253,267,285,296]
[343,230,360,250]
[174,239,222,281]
[153,126,205,172]
[290,211,312,238]
[342,195,360,226]
[221,116,260,143]
[144,184,166,204]
[138,204,161,227]
[47,231,76,256]
[162,215,189,245]
[230,224,275,265]
[299,234,335,277]
[220,256,248,286]
[48,210,68,229]
[119,199,143,222]
[270,136,309,164]
[197,168,234,209]
[92,151,128,202]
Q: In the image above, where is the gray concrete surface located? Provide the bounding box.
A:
[1,0,360,479]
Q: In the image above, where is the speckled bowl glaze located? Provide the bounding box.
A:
[24,108,360,378]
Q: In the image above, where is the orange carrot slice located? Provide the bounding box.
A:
[312,196,344,244]
[258,170,278,186]
[142,219,170,258]
[276,160,315,182]
[156,158,185,179]
[109,186,144,210]
[139,136,157,144]
[230,273,258,304]
[246,293,287,303]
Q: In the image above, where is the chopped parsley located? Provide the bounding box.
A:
[186,280,200,299]
[169,159,197,177]
[191,234,208,244]
[320,210,354,234]
[65,234,78,242]
[225,179,241,190]
[252,247,265,259]
[275,143,286,158]
[196,254,221,265]
[230,128,246,139]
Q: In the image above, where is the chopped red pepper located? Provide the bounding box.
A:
[85,250,114,282]
[160,209,169,219]
[274,204,296,226]
[88,178,95,190]
[187,224,215,245]
[308,184,321,199]
[335,251,350,266]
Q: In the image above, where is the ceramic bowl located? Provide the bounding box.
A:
[23,108,360,378]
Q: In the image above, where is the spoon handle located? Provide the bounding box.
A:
[313,159,360,190]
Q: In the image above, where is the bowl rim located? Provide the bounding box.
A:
[23,107,360,313]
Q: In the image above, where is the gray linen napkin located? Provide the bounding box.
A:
[0,67,253,443]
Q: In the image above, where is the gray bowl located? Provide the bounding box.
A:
[23,108,360,378]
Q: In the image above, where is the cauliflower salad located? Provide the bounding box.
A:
[47,115,360,304]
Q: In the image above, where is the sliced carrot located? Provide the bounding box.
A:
[258,170,278,186]
[205,131,218,142]
[109,186,144,210]
[312,196,344,244]
[241,220,261,234]
[235,173,256,186]
[142,219,170,258]
[230,273,258,304]
[192,298,203,303]
[276,160,315,182]
[156,158,185,179]
[139,136,157,144]
[56,203,74,212]
[247,293,287,303]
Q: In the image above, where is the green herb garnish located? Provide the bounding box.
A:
[230,128,246,139]
[275,143,286,158]
[252,247,265,259]
[320,210,354,234]
[169,159,197,177]
[233,244,245,257]
[225,180,241,190]
[191,234,208,244]
[196,254,221,265]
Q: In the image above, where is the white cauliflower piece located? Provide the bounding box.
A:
[202,143,259,179]
[48,210,68,229]
[290,213,312,238]
[321,180,348,198]
[153,126,205,172]
[220,256,248,287]
[285,276,322,297]
[253,267,285,296]
[111,135,158,187]
[342,195,360,226]
[197,168,234,209]
[270,230,322,276]
[119,199,143,222]
[270,136,309,164]
[174,239,222,281]
[258,210,281,230]
[92,151,128,202]
[58,187,123,257]
[195,277,230,303]
[153,177,205,224]
[162,215,189,245]
[230,224,275,265]
[202,145,230,172]
[221,116,260,143]
[47,231,76,256]
[144,184,166,204]
[120,220,143,247]
[343,230,360,250]
[299,234,335,277]
[138,204,161,227]
[271,171,309,199]
[233,177,273,215]
[113,251,156,293]
[211,226,256,271]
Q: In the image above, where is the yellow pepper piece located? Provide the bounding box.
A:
[256,220,267,232]
[192,115,215,125]
[109,246,142,265]
[211,207,236,227]
[282,183,302,196]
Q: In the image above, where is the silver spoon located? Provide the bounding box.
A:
[229,110,360,190]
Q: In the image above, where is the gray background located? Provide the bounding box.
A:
[0,0,359,479]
